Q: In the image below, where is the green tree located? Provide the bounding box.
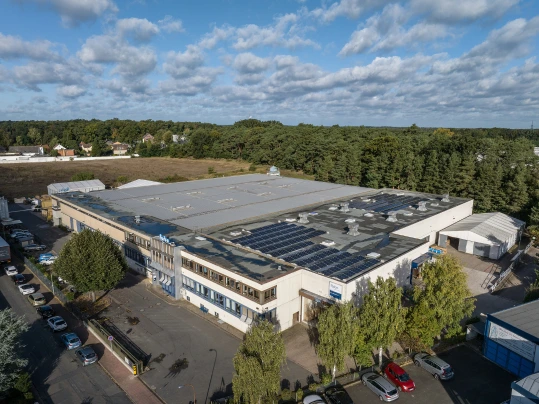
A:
[359,277,405,366]
[50,149,59,157]
[91,139,103,156]
[0,309,29,392]
[71,171,94,181]
[27,127,41,144]
[54,229,128,301]
[528,201,539,226]
[316,302,356,380]
[406,255,475,347]
[233,320,286,404]
[352,331,372,370]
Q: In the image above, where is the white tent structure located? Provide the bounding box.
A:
[510,373,539,403]
[438,212,525,260]
[47,180,105,195]
[117,179,162,189]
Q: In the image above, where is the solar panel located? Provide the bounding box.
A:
[281,244,325,261]
[334,259,379,281]
[310,251,351,270]
[268,241,313,257]
[295,248,340,267]
[319,255,365,276]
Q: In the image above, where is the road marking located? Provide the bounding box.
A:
[38,225,50,229]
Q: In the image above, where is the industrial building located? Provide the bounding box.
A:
[439,212,525,260]
[47,180,105,195]
[51,174,475,332]
[484,300,539,378]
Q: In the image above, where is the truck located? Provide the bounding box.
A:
[0,236,11,264]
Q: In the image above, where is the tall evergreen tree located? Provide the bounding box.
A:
[0,309,29,392]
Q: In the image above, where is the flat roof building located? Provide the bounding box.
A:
[51,174,473,332]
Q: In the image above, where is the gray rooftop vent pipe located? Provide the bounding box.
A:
[347,223,360,236]
[298,212,309,224]
[134,215,141,224]
[442,193,450,202]
[417,201,427,211]
[386,212,398,222]
[341,203,350,213]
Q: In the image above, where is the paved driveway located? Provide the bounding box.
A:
[106,275,312,404]
[0,263,131,404]
[346,345,516,404]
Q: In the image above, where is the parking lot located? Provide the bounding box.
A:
[346,345,517,404]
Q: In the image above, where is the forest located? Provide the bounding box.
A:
[1,118,538,229]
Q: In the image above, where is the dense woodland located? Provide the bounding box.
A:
[1,119,538,228]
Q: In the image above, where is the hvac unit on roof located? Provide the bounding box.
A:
[285,218,297,222]
[402,211,413,216]
[230,231,242,236]
[396,192,404,196]
[347,223,360,236]
[364,212,374,217]
[134,215,141,224]
[345,218,356,224]
[417,201,428,211]
[367,252,381,259]
[298,212,309,224]
[340,203,350,213]
[328,205,339,211]
[321,240,336,246]
[431,202,439,207]
[386,212,398,222]
[441,193,450,202]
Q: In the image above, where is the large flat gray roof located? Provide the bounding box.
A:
[58,174,373,231]
[490,299,539,341]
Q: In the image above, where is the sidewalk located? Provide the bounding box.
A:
[19,258,163,404]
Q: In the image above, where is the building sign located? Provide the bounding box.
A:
[489,322,536,361]
[329,282,342,300]
[159,234,174,245]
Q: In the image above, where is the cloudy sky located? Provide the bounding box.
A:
[1,0,538,127]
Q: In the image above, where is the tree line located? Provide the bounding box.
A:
[1,119,538,227]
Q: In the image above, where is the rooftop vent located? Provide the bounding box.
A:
[195,236,206,241]
[364,213,374,218]
[172,205,191,211]
[341,203,350,213]
[134,215,141,224]
[347,223,360,236]
[321,240,336,246]
[386,212,398,222]
[402,211,413,216]
[217,198,235,203]
[328,205,339,211]
[298,213,309,224]
[367,252,381,259]
[230,231,242,236]
[417,201,428,211]
[441,193,450,203]
[141,197,160,202]
[431,202,439,207]
[285,218,297,222]
[345,218,356,224]
[257,192,272,196]
[187,191,203,195]
[396,192,405,196]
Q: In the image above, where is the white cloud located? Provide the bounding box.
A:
[158,16,184,33]
[26,0,118,27]
[116,18,159,42]
[311,0,393,22]
[159,67,222,96]
[233,53,271,73]
[198,26,235,49]
[12,60,85,91]
[411,0,520,23]
[78,34,157,78]
[57,84,87,98]
[163,45,205,78]
[0,33,61,61]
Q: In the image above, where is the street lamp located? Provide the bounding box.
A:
[179,384,196,404]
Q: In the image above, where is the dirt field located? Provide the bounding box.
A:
[0,157,250,199]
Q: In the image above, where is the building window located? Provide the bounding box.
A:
[264,287,277,302]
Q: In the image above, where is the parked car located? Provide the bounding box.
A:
[24,244,47,251]
[12,274,26,285]
[75,346,98,366]
[13,232,32,239]
[47,316,68,332]
[39,253,54,261]
[383,362,415,392]
[10,230,31,237]
[303,394,327,404]
[414,353,454,380]
[32,207,41,212]
[40,257,57,266]
[325,385,354,404]
[37,305,55,319]
[19,284,36,295]
[361,372,399,402]
[60,333,82,350]
[4,265,18,276]
[27,293,46,306]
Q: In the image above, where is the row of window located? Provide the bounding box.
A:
[124,245,148,266]
[182,257,277,303]
[125,232,151,250]
[182,276,277,322]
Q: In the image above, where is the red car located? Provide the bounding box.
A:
[383,362,415,392]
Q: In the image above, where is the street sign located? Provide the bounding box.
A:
[108,335,114,341]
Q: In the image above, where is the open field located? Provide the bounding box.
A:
[0,157,251,199]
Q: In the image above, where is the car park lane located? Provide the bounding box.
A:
[0,262,131,404]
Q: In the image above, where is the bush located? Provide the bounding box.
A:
[116,175,129,184]
[320,373,332,385]
[158,174,189,183]
[65,291,75,301]
[249,163,257,172]
[208,166,215,174]
[71,171,94,181]
[14,372,33,400]
[295,389,303,401]
[280,388,291,401]
[308,383,320,392]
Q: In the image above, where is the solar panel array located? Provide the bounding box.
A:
[232,222,381,282]
[350,194,424,213]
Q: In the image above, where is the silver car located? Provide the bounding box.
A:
[75,346,98,366]
[361,372,399,402]
[414,353,454,380]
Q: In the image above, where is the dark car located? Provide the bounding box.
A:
[325,385,354,404]
[13,274,26,285]
[384,362,415,392]
[37,305,55,319]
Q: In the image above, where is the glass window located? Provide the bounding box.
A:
[203,287,209,297]
[210,290,214,300]
[235,303,241,316]
[226,298,231,310]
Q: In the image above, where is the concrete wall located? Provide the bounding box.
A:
[394,200,474,243]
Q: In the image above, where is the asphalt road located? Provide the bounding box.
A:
[346,345,516,404]
[3,205,131,404]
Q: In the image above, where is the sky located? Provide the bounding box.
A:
[1,0,539,128]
